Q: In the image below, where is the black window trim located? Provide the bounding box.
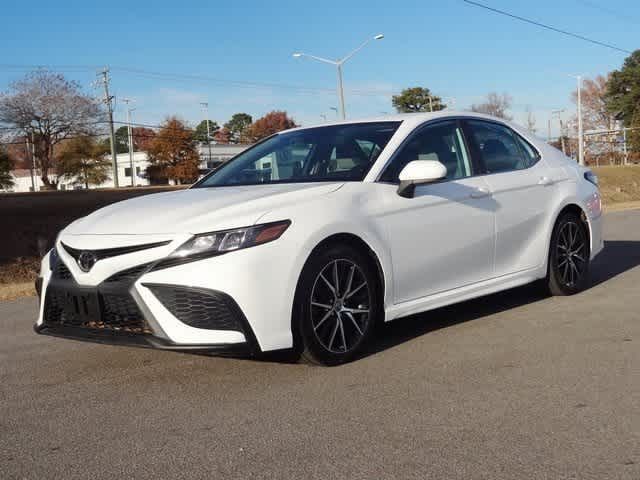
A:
[193,121,402,188]
[376,118,480,185]
[460,118,542,176]
[376,115,543,185]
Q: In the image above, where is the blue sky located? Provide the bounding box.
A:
[1,0,638,135]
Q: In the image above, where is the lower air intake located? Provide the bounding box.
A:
[145,284,242,331]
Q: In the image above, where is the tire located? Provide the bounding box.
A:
[546,211,591,296]
[294,244,381,366]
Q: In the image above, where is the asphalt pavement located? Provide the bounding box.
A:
[1,210,639,479]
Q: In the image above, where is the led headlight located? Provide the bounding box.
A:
[171,220,291,260]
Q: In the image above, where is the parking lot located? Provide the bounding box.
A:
[1,209,639,479]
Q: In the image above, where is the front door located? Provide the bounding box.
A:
[376,120,496,304]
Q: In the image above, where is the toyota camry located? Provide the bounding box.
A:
[35,112,604,365]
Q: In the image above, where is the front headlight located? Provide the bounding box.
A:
[170,220,291,260]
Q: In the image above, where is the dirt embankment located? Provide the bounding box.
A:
[592,165,640,204]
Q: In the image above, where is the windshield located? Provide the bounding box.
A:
[194,122,401,187]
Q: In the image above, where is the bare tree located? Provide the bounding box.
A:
[524,106,537,133]
[572,74,620,164]
[572,74,616,132]
[471,92,513,120]
[0,70,103,188]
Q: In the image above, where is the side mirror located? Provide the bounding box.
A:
[397,160,447,198]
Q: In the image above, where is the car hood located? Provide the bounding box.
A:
[64,183,344,235]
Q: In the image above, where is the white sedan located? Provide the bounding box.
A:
[35,112,604,365]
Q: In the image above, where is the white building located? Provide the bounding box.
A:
[101,151,152,188]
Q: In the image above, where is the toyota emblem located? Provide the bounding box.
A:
[77,251,98,272]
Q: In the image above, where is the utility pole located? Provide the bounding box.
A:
[26,133,36,192]
[98,67,119,187]
[429,96,434,112]
[552,109,566,154]
[548,118,552,142]
[623,128,628,165]
[122,98,135,187]
[200,102,212,166]
[576,75,585,166]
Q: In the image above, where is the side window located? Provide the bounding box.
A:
[380,121,472,183]
[514,133,540,168]
[466,120,530,174]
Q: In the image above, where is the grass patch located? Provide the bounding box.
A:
[593,165,640,204]
[0,282,36,302]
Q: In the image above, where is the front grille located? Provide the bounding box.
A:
[53,261,73,280]
[104,263,152,284]
[61,240,171,262]
[43,286,150,334]
[145,284,241,331]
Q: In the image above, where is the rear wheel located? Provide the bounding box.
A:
[547,212,591,296]
[294,245,380,366]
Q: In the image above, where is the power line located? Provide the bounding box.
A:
[462,0,632,54]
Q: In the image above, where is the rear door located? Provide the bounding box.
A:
[462,119,555,276]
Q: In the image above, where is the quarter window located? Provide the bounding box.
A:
[380,121,472,183]
[466,120,535,173]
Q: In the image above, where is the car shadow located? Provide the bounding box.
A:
[358,240,640,360]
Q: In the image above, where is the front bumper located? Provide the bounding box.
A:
[34,323,254,356]
[35,249,261,356]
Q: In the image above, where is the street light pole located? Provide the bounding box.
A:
[293,34,384,120]
[200,102,212,166]
[122,99,136,187]
[577,76,584,166]
[336,64,346,120]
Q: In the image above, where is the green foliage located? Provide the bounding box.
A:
[57,136,111,188]
[629,109,640,155]
[194,120,220,143]
[392,87,446,113]
[114,126,130,154]
[606,50,640,128]
[224,113,253,143]
[0,148,14,189]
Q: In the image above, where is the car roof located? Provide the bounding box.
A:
[280,111,516,134]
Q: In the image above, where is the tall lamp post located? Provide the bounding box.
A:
[200,102,212,166]
[293,34,384,119]
[122,98,136,187]
[569,75,585,165]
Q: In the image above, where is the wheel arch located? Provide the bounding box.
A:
[544,202,592,276]
[290,232,387,349]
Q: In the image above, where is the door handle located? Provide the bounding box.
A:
[469,187,491,199]
[538,176,555,186]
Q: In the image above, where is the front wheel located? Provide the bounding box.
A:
[546,212,591,296]
[294,245,381,366]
